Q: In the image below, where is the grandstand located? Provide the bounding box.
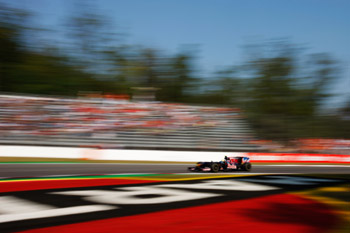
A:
[0,95,260,151]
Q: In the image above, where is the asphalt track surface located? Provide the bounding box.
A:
[0,163,350,177]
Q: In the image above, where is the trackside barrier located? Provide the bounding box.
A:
[0,145,349,163]
[0,145,243,162]
[0,146,82,159]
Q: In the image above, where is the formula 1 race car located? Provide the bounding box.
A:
[188,156,252,172]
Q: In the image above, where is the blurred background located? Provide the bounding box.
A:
[0,0,349,154]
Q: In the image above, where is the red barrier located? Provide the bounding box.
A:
[246,152,350,164]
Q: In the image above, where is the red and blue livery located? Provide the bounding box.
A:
[188,156,252,172]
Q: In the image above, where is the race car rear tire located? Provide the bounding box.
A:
[241,163,252,172]
[211,163,220,173]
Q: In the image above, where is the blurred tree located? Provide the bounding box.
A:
[0,3,117,96]
[158,52,199,102]
[241,41,341,140]
[64,1,117,75]
[104,46,163,96]
[134,48,160,87]
[104,47,133,94]
[204,68,243,105]
[244,43,297,116]
[8,52,103,95]
[305,53,339,108]
[0,5,28,91]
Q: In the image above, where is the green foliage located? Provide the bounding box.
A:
[157,53,198,102]
[240,42,343,141]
